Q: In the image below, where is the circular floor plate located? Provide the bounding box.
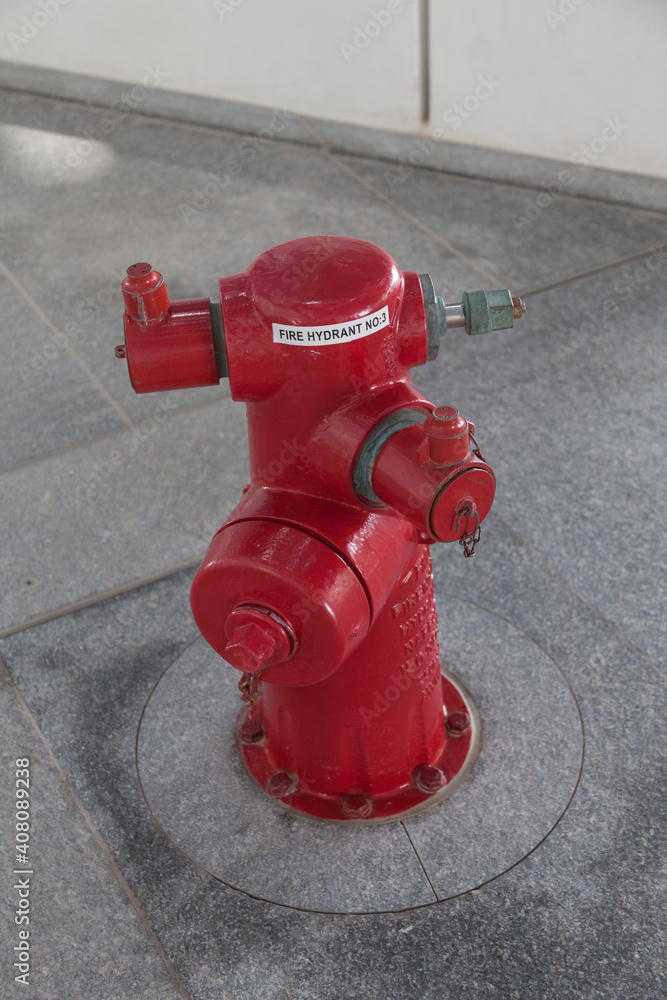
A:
[137,595,583,913]
[236,670,482,824]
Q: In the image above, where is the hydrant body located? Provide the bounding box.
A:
[119,236,524,823]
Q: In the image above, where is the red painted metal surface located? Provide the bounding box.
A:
[118,236,497,822]
[121,263,219,393]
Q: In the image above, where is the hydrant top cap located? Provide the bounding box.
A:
[247,235,402,320]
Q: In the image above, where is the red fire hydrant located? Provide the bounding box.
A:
[117,236,525,823]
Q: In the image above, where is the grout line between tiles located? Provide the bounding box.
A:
[400,821,438,902]
[0,258,133,428]
[0,393,227,479]
[337,149,667,221]
[517,241,667,299]
[335,156,504,286]
[0,653,193,1000]
[0,558,202,640]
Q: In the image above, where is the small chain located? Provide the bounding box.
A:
[459,523,481,558]
[469,431,485,462]
[239,671,262,706]
[456,500,481,558]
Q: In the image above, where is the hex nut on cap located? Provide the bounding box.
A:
[223,606,294,674]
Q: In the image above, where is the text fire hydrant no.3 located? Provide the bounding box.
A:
[117,235,525,823]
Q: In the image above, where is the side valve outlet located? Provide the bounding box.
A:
[419,274,526,358]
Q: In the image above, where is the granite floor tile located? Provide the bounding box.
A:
[0,270,124,470]
[0,398,247,632]
[341,154,667,292]
[0,530,661,999]
[0,661,181,999]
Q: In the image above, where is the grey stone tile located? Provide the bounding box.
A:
[341,154,667,291]
[0,664,180,998]
[0,272,123,469]
[0,538,663,999]
[0,398,248,632]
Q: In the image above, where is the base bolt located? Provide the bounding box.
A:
[446,711,471,737]
[239,719,265,745]
[266,771,297,798]
[342,792,374,819]
[413,764,447,794]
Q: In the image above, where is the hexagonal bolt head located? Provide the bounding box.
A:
[445,711,471,738]
[224,622,283,674]
[238,718,265,745]
[266,771,298,798]
[412,764,447,794]
[342,792,374,819]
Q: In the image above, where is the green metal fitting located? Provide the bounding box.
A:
[462,289,516,336]
[418,274,447,360]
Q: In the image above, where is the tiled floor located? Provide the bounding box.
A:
[0,88,665,998]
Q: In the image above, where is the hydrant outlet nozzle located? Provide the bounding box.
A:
[419,276,526,351]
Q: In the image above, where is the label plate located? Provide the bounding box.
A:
[272,304,390,346]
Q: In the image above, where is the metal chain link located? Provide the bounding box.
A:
[456,500,482,558]
[239,671,262,706]
[459,523,482,558]
[469,431,485,462]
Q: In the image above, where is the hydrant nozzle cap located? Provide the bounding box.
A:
[121,262,170,324]
[426,407,468,441]
[419,405,470,465]
[126,262,152,277]
[432,405,459,423]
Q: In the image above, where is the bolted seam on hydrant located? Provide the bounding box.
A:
[117,236,525,824]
